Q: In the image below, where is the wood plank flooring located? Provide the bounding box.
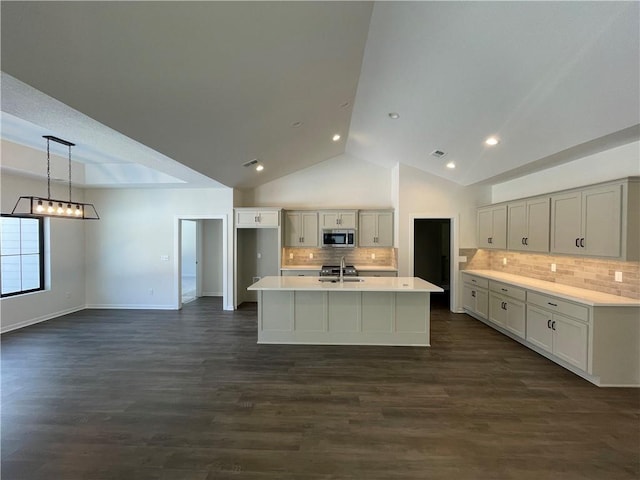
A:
[2,297,638,479]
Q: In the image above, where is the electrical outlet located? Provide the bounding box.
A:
[309,253,313,259]
[289,253,293,260]
[502,257,507,265]
[257,252,261,259]
[371,253,376,260]
[252,276,261,283]
[459,256,467,263]
[615,271,623,282]
[149,288,154,295]
[551,263,556,272]
[160,255,169,262]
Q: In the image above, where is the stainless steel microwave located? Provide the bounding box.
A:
[322,229,355,247]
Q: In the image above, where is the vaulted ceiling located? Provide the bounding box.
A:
[1,2,638,190]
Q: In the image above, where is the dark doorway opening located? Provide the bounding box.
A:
[413,218,451,310]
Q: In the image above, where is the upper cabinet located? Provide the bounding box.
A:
[507,197,550,252]
[359,211,393,247]
[550,181,636,259]
[235,208,280,228]
[477,177,638,260]
[477,205,507,249]
[551,186,617,257]
[284,211,318,247]
[319,210,357,229]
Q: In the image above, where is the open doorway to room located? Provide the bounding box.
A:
[181,219,198,304]
[413,218,451,310]
[178,217,226,309]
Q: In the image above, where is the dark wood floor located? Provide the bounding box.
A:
[2,298,638,480]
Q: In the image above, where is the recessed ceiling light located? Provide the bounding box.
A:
[255,164,264,172]
[485,136,500,146]
[446,161,456,169]
[291,121,303,128]
[332,134,341,142]
[388,112,400,119]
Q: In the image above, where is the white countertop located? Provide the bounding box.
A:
[280,265,398,272]
[464,270,640,307]
[249,276,443,293]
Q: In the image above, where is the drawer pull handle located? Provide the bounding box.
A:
[548,302,558,307]
[501,288,508,292]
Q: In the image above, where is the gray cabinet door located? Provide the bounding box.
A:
[582,184,622,257]
[551,191,582,255]
[507,201,527,250]
[525,198,550,252]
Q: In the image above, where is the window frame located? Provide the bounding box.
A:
[1,214,45,298]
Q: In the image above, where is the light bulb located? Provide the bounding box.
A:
[485,136,499,146]
[57,203,64,214]
[47,202,54,213]
[36,200,44,212]
[75,205,82,216]
[66,204,73,215]
[255,164,264,172]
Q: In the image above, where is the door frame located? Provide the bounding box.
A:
[174,215,228,310]
[409,214,459,313]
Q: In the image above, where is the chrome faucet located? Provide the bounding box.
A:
[340,256,345,283]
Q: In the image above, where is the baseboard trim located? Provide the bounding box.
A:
[202,292,223,297]
[1,305,86,334]
[85,304,177,310]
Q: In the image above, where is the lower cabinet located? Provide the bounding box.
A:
[462,274,488,319]
[462,272,639,386]
[489,292,525,339]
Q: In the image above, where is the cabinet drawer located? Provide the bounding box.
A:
[462,274,488,289]
[527,291,589,322]
[489,281,526,302]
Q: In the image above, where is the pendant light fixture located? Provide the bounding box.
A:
[11,135,100,220]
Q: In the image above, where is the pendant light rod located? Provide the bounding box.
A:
[42,135,75,147]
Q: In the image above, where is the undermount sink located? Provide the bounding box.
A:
[318,277,364,283]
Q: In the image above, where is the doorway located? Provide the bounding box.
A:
[413,218,451,309]
[181,219,198,304]
[177,217,226,309]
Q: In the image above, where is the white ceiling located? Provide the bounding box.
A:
[1,2,638,190]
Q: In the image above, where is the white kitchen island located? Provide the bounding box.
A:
[248,276,444,346]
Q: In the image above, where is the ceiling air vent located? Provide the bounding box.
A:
[431,149,446,158]
[243,159,259,168]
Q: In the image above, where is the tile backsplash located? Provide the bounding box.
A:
[460,248,639,299]
[282,247,397,268]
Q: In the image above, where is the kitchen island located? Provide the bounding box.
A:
[248,276,443,346]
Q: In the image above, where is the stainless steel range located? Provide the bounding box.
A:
[319,264,358,277]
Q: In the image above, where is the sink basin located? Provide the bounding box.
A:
[318,277,364,283]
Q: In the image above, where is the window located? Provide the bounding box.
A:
[1,215,45,297]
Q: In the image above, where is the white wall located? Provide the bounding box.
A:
[84,187,234,310]
[242,154,393,208]
[492,141,640,203]
[181,219,197,277]
[1,172,87,332]
[202,219,223,296]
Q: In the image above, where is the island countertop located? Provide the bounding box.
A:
[248,276,443,293]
